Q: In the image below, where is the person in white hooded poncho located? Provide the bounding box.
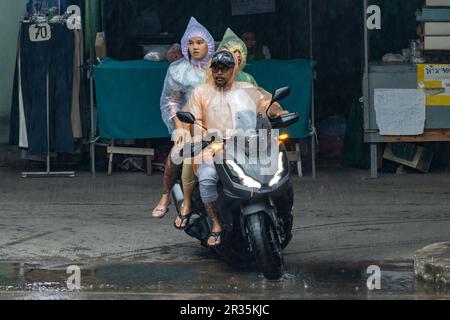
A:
[152,17,215,226]
[160,17,215,133]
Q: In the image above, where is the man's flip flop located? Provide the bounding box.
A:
[207,231,223,247]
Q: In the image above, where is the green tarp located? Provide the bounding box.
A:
[94,58,170,139]
[246,59,313,139]
[94,58,313,139]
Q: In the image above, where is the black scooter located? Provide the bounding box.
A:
[172,87,299,280]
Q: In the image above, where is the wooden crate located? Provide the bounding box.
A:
[383,143,434,173]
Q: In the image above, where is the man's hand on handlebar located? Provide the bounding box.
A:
[270,109,290,118]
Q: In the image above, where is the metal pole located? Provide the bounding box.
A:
[101,0,105,31]
[90,56,96,178]
[46,72,50,173]
[363,0,377,178]
[364,0,369,76]
[88,0,96,178]
[309,0,316,179]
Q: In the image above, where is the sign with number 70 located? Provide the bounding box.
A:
[29,23,52,42]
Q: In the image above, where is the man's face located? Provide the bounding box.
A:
[241,32,256,50]
[189,37,208,61]
[211,63,234,87]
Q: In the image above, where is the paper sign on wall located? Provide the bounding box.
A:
[231,0,276,16]
[418,64,450,106]
[374,89,426,136]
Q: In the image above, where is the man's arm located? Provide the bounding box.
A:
[254,87,289,117]
[182,87,206,138]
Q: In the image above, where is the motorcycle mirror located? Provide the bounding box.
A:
[267,87,291,118]
[176,111,196,124]
[270,87,291,105]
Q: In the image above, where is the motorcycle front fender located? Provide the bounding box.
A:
[241,201,281,241]
[241,201,285,243]
[241,201,272,217]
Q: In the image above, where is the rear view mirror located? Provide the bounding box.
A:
[267,87,291,118]
[270,87,291,105]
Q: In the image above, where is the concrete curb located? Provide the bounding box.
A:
[414,242,450,286]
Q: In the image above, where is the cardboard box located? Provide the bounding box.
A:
[383,143,434,173]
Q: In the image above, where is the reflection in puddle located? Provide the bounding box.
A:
[0,261,449,299]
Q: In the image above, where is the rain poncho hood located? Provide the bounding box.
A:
[181,17,215,68]
[218,28,248,71]
[218,28,257,85]
[160,18,215,134]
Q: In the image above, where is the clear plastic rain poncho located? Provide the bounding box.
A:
[183,53,282,139]
[217,28,257,86]
[160,17,215,134]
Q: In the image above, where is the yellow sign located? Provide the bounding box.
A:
[418,64,450,106]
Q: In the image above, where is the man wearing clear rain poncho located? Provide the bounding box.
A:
[152,17,215,225]
[181,50,289,247]
[218,28,257,86]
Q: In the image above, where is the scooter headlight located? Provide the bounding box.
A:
[269,152,286,187]
[225,160,262,189]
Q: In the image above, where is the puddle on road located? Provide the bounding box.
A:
[0,261,449,299]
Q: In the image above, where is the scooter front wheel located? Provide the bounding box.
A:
[246,213,284,280]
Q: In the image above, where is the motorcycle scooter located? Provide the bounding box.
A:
[172,87,299,280]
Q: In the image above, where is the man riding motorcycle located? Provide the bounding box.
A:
[180,50,289,247]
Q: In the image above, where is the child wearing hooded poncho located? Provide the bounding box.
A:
[218,28,258,86]
[153,17,215,225]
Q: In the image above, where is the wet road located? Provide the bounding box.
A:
[1,168,450,299]
[1,259,450,300]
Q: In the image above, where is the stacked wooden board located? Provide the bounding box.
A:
[420,0,450,60]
